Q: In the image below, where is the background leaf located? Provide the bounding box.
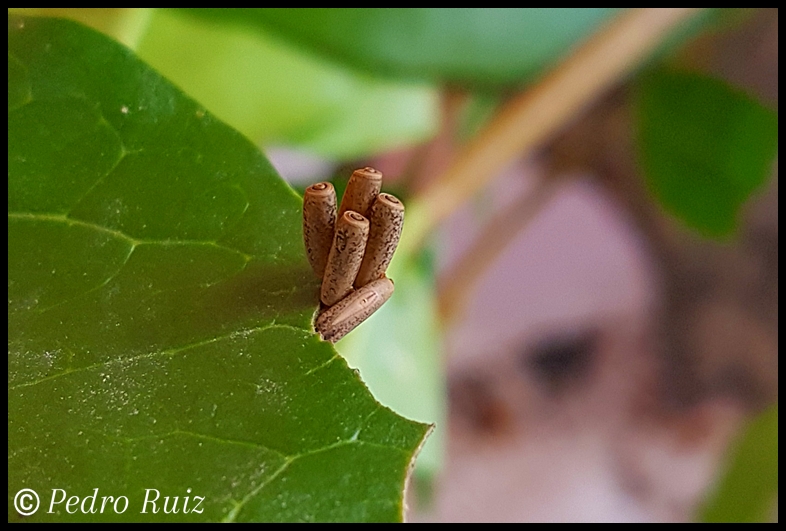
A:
[182,8,621,88]
[8,15,429,522]
[635,70,778,237]
[699,406,778,522]
[135,10,438,159]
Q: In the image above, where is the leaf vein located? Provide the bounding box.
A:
[7,323,305,391]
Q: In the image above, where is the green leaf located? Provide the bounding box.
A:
[636,70,778,237]
[181,8,621,88]
[8,15,429,522]
[699,406,778,522]
[134,9,438,159]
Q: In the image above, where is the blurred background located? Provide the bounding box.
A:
[15,8,777,522]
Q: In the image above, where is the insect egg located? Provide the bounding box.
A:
[354,192,404,288]
[315,277,395,343]
[303,182,337,278]
[337,167,382,219]
[321,210,369,306]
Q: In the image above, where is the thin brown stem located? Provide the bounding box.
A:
[401,8,703,254]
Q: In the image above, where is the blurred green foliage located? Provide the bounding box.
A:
[699,406,778,522]
[636,70,778,238]
[137,10,439,159]
[182,8,621,88]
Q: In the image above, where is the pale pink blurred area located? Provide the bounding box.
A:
[418,166,749,521]
[442,169,654,371]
